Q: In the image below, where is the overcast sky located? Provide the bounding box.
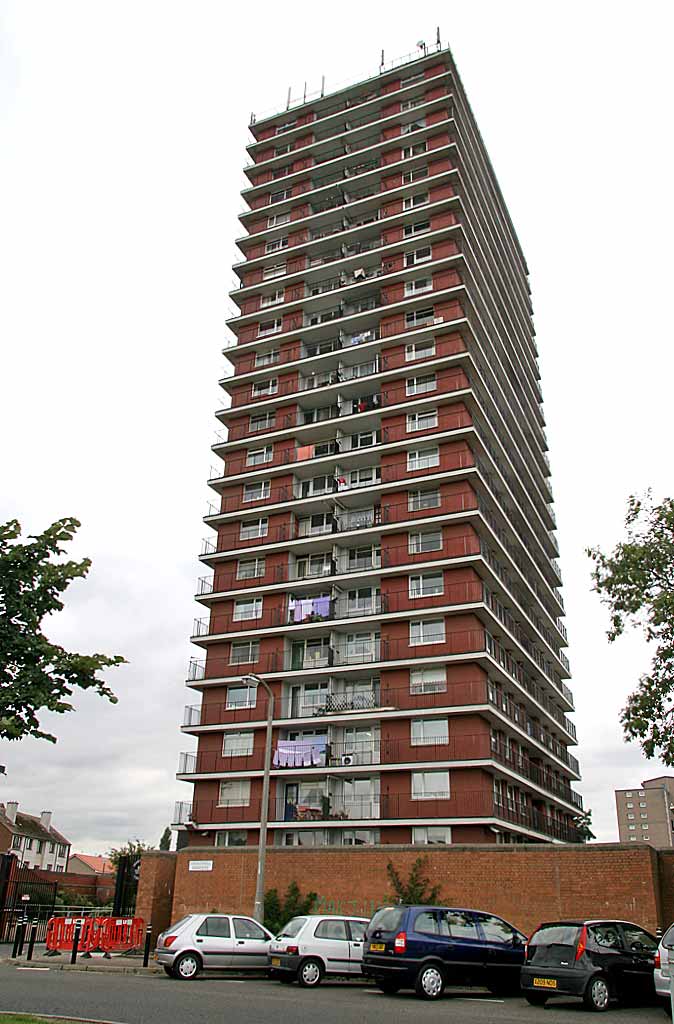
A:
[1,1,672,852]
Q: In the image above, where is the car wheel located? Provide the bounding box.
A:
[415,963,445,1000]
[298,957,324,987]
[583,975,610,1012]
[172,952,201,981]
[377,979,401,995]
[525,992,549,1006]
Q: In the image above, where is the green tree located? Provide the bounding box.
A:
[573,809,596,842]
[386,857,442,904]
[159,827,172,851]
[0,517,125,743]
[588,493,674,763]
[108,839,155,869]
[263,880,317,935]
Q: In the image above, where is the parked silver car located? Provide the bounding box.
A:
[269,913,369,987]
[156,913,274,980]
[655,923,674,1008]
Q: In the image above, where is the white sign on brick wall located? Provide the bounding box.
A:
[188,860,213,872]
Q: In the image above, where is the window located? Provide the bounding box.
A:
[409,618,445,645]
[402,143,428,159]
[400,71,424,87]
[263,262,286,280]
[410,666,447,694]
[215,830,247,847]
[243,481,271,502]
[412,770,450,799]
[250,412,275,431]
[407,446,440,471]
[348,919,368,940]
[265,237,288,254]
[405,338,436,361]
[403,192,429,211]
[25,839,33,850]
[223,732,255,757]
[341,830,378,847]
[11,835,22,849]
[267,213,290,228]
[628,824,636,830]
[233,597,263,621]
[49,842,55,853]
[412,826,451,845]
[407,410,438,433]
[411,718,449,746]
[226,682,258,706]
[626,802,634,808]
[270,188,291,203]
[621,924,657,953]
[275,143,291,155]
[246,446,273,466]
[314,919,348,941]
[476,914,515,944]
[197,916,231,938]
[36,840,43,853]
[229,641,260,665]
[252,378,278,397]
[260,288,285,309]
[237,557,266,580]
[629,836,637,841]
[404,277,432,298]
[408,529,443,554]
[258,318,282,337]
[406,373,436,396]
[240,517,268,540]
[639,801,647,807]
[409,572,444,598]
[406,307,435,328]
[234,918,267,940]
[627,814,635,820]
[401,119,426,136]
[405,246,432,268]
[408,488,440,511]
[640,813,648,819]
[625,791,633,797]
[218,779,251,807]
[404,218,430,237]
[642,823,649,830]
[401,96,425,111]
[402,165,429,185]
[638,790,646,796]
[254,349,280,367]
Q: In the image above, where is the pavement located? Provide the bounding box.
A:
[0,963,667,1024]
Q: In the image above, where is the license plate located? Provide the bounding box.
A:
[271,957,281,967]
[533,978,557,989]
[370,942,385,952]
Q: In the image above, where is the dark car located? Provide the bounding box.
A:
[520,919,657,1012]
[361,904,527,1000]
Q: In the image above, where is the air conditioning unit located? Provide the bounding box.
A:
[341,753,356,767]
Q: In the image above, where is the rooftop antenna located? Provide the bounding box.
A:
[286,86,291,110]
[417,40,427,57]
[436,26,441,50]
[380,49,385,71]
[321,75,325,97]
[303,81,307,103]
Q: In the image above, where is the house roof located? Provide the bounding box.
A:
[0,804,70,847]
[71,854,114,874]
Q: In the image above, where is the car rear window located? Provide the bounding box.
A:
[662,923,674,948]
[531,924,581,946]
[368,907,405,935]
[277,916,307,939]
[167,916,194,932]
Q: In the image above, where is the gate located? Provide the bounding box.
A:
[112,853,140,916]
[0,854,58,943]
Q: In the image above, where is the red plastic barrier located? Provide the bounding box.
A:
[46,916,145,954]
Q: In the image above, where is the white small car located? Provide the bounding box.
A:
[156,913,274,980]
[269,913,369,987]
[655,923,674,1009]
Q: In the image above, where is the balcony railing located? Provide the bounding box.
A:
[174,791,580,843]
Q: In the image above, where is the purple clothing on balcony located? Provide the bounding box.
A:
[273,738,327,768]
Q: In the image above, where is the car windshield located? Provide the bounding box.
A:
[367,907,405,935]
[277,917,307,939]
[531,924,580,946]
[167,916,195,932]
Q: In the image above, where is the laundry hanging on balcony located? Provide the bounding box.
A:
[273,738,328,768]
[290,595,332,622]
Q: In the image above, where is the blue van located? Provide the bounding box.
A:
[361,904,526,999]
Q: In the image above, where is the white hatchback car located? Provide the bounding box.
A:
[156,913,274,980]
[269,913,369,987]
[655,923,674,1009]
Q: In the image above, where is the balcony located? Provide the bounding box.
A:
[176,791,580,843]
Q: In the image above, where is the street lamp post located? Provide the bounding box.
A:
[242,673,274,924]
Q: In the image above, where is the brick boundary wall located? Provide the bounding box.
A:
[137,843,670,938]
